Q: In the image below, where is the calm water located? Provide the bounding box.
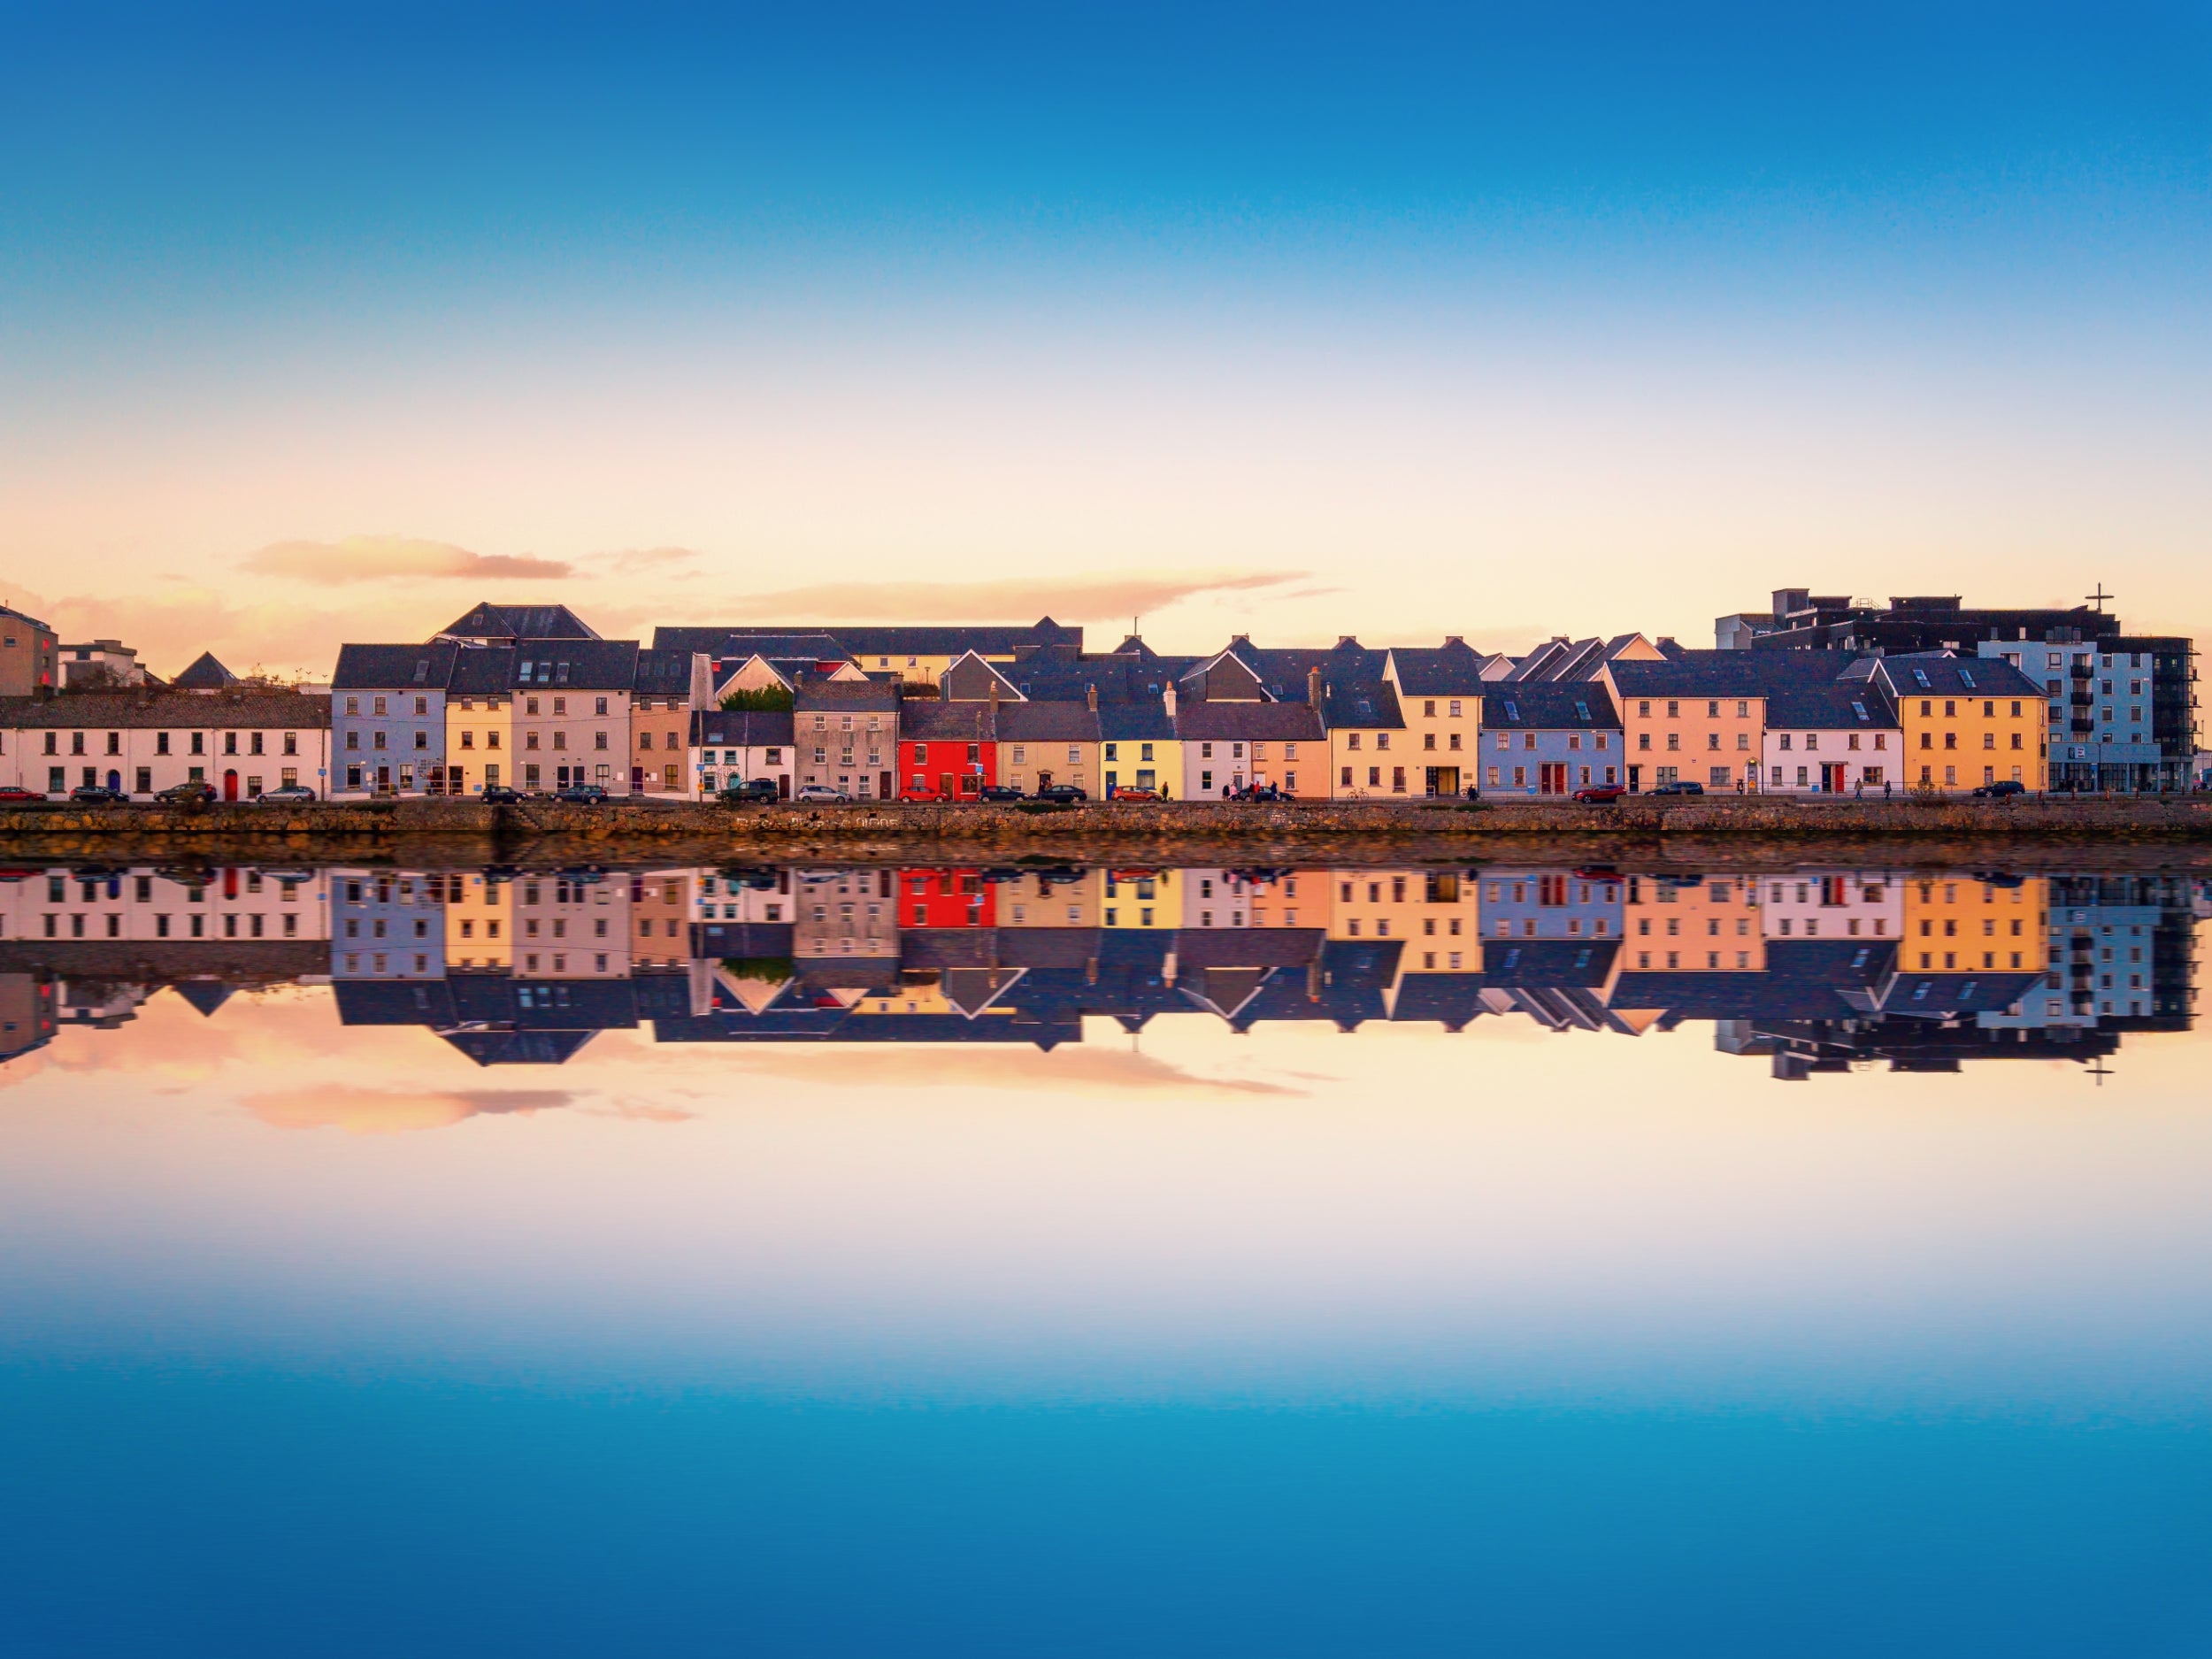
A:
[3,858,2208,1655]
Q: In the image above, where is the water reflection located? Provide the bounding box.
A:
[2,861,2200,1075]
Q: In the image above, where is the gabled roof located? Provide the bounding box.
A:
[0,603,53,634]
[939,649,1028,700]
[169,651,238,690]
[510,639,641,691]
[1608,651,1798,699]
[1320,679,1402,730]
[1874,651,2041,700]
[1481,685,1620,729]
[1097,702,1178,741]
[1765,678,1899,730]
[439,602,599,642]
[632,649,702,695]
[334,641,460,691]
[900,701,997,741]
[1386,641,1492,695]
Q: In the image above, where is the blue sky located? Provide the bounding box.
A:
[2,3,2207,669]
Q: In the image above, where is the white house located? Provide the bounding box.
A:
[1757,672,1900,796]
[0,687,334,800]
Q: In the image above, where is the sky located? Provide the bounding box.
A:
[1,2,2208,677]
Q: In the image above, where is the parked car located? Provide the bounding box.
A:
[794,784,851,804]
[1034,783,1088,803]
[155,780,217,805]
[555,783,610,804]
[1230,783,1282,802]
[257,784,319,803]
[480,784,526,804]
[1110,786,1161,803]
[69,785,128,804]
[977,783,1025,803]
[718,778,782,804]
[0,786,44,803]
[1970,780,2027,799]
[1648,780,1705,796]
[1572,783,1627,803]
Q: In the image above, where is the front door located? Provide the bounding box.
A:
[879,771,893,799]
[939,772,955,798]
[632,765,645,792]
[1824,763,1847,793]
[1539,763,1568,795]
[222,769,239,802]
[1626,764,1641,793]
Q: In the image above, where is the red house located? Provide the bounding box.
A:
[899,701,998,801]
[897,868,996,928]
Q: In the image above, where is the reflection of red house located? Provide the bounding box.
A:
[899,868,996,928]
[899,702,997,801]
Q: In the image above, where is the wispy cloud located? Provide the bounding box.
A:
[242,534,572,584]
[717,570,1308,624]
[243,1084,577,1134]
[589,545,704,575]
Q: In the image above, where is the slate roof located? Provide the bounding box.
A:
[334,641,460,691]
[1875,651,2042,700]
[1002,643,1204,703]
[1609,651,1803,700]
[1319,680,1402,731]
[793,680,899,712]
[0,689,332,728]
[633,649,700,696]
[995,701,1101,741]
[1386,641,1492,695]
[691,709,795,748]
[510,639,641,691]
[1764,677,1899,731]
[440,603,599,642]
[1173,702,1326,741]
[1098,702,1178,741]
[446,647,515,696]
[899,701,997,741]
[1481,685,1620,729]
[169,651,238,690]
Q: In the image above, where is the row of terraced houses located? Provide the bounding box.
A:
[0,588,2199,800]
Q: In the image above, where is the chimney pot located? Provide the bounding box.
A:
[1086,683,1097,711]
[1307,665,1323,710]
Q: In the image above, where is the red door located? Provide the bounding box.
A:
[223,769,239,802]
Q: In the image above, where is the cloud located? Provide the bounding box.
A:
[589,545,705,574]
[243,1084,577,1134]
[242,535,572,584]
[717,571,1308,624]
[696,1043,1306,1100]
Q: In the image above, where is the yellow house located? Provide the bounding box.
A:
[1900,875,2048,974]
[1382,642,1492,796]
[1100,703,1179,797]
[998,867,1101,928]
[1875,654,2047,793]
[1101,868,1180,930]
[444,650,514,795]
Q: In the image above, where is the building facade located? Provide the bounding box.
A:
[333,642,458,796]
[1871,653,2045,793]
[1478,685,1623,795]
[0,605,58,698]
[794,680,898,799]
[1,688,333,799]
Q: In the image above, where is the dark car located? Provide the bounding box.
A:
[555,783,610,804]
[1034,783,1088,803]
[1970,780,2026,799]
[257,784,319,804]
[0,787,44,804]
[1648,780,1705,796]
[1572,783,1627,803]
[70,785,128,804]
[976,783,1025,803]
[718,778,781,804]
[155,780,217,805]
[1231,783,1282,802]
[480,784,526,804]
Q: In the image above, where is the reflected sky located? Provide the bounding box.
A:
[3,858,2208,1653]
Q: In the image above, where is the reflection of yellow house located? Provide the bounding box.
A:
[1901,876,2047,973]
[1102,868,1180,929]
[444,872,512,970]
[1621,874,1764,972]
[1326,868,1480,971]
[999,869,1101,928]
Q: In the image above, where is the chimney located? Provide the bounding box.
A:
[1307,665,1322,710]
[1086,683,1097,711]
[1163,680,1178,718]
[988,677,1001,714]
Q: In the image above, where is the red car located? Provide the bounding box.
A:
[1110,787,1161,803]
[1572,783,1627,803]
[0,786,45,803]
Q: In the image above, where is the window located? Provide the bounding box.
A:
[1340,765,1352,787]
[595,697,608,716]
[1344,734,1358,750]
[1376,733,1389,750]
[1448,700,1462,718]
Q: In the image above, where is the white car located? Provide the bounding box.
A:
[793,784,851,804]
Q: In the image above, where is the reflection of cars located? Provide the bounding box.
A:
[795,784,850,804]
[555,784,609,804]
[258,784,318,803]
[977,784,1025,802]
[1035,783,1088,803]
[1572,784,1626,803]
[1110,786,1161,803]
[0,787,43,803]
[1970,780,2026,799]
[70,785,128,804]
[718,778,782,804]
[156,781,217,804]
[1649,780,1705,796]
[480,785,525,803]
